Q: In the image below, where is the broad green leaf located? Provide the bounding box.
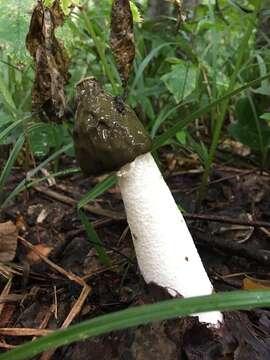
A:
[260,113,270,121]
[44,0,54,6]
[1,291,270,360]
[253,54,270,95]
[61,0,70,15]
[130,1,143,23]
[161,62,198,103]
[29,124,53,158]
[0,0,33,59]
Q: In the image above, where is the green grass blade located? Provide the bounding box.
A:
[0,134,24,195]
[129,43,175,94]
[153,72,270,150]
[1,290,270,360]
[78,209,111,267]
[0,114,31,144]
[25,168,80,189]
[150,102,185,138]
[1,142,73,208]
[77,174,116,209]
[0,73,16,114]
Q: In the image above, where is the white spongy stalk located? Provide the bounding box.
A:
[117,152,223,326]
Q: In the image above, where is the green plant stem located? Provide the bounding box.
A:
[246,91,267,165]
[82,11,118,93]
[196,10,259,208]
[208,1,218,132]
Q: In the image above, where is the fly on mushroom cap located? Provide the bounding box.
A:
[73,78,152,176]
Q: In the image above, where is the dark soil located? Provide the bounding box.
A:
[1,151,270,359]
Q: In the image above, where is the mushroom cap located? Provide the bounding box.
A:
[73,78,152,176]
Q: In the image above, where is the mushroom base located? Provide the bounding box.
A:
[117,152,223,326]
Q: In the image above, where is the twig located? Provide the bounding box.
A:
[18,235,92,360]
[0,341,16,349]
[0,328,51,336]
[18,236,86,287]
[0,294,23,304]
[40,285,91,360]
[61,285,90,328]
[31,304,56,342]
[33,185,125,220]
[185,213,270,228]
[0,278,12,316]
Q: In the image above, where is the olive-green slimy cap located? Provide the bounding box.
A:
[73,78,152,176]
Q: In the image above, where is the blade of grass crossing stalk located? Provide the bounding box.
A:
[153,72,270,150]
[2,290,270,360]
[78,174,116,209]
[78,209,111,267]
[0,134,25,195]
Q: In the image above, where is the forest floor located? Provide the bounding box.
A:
[1,149,270,359]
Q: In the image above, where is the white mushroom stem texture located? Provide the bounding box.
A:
[117,152,223,327]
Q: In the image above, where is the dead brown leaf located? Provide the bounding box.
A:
[26,0,70,121]
[110,0,135,91]
[243,277,270,291]
[26,244,53,265]
[0,221,18,262]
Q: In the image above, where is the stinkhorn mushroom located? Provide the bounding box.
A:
[73,78,223,326]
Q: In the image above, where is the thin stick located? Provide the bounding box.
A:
[40,285,91,360]
[0,328,51,336]
[18,236,92,360]
[185,213,270,228]
[18,236,86,287]
[0,342,16,349]
[33,185,125,220]
[0,278,12,316]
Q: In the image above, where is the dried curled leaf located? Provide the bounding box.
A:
[26,0,70,121]
[110,0,135,90]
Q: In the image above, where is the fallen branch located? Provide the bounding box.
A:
[185,213,270,228]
